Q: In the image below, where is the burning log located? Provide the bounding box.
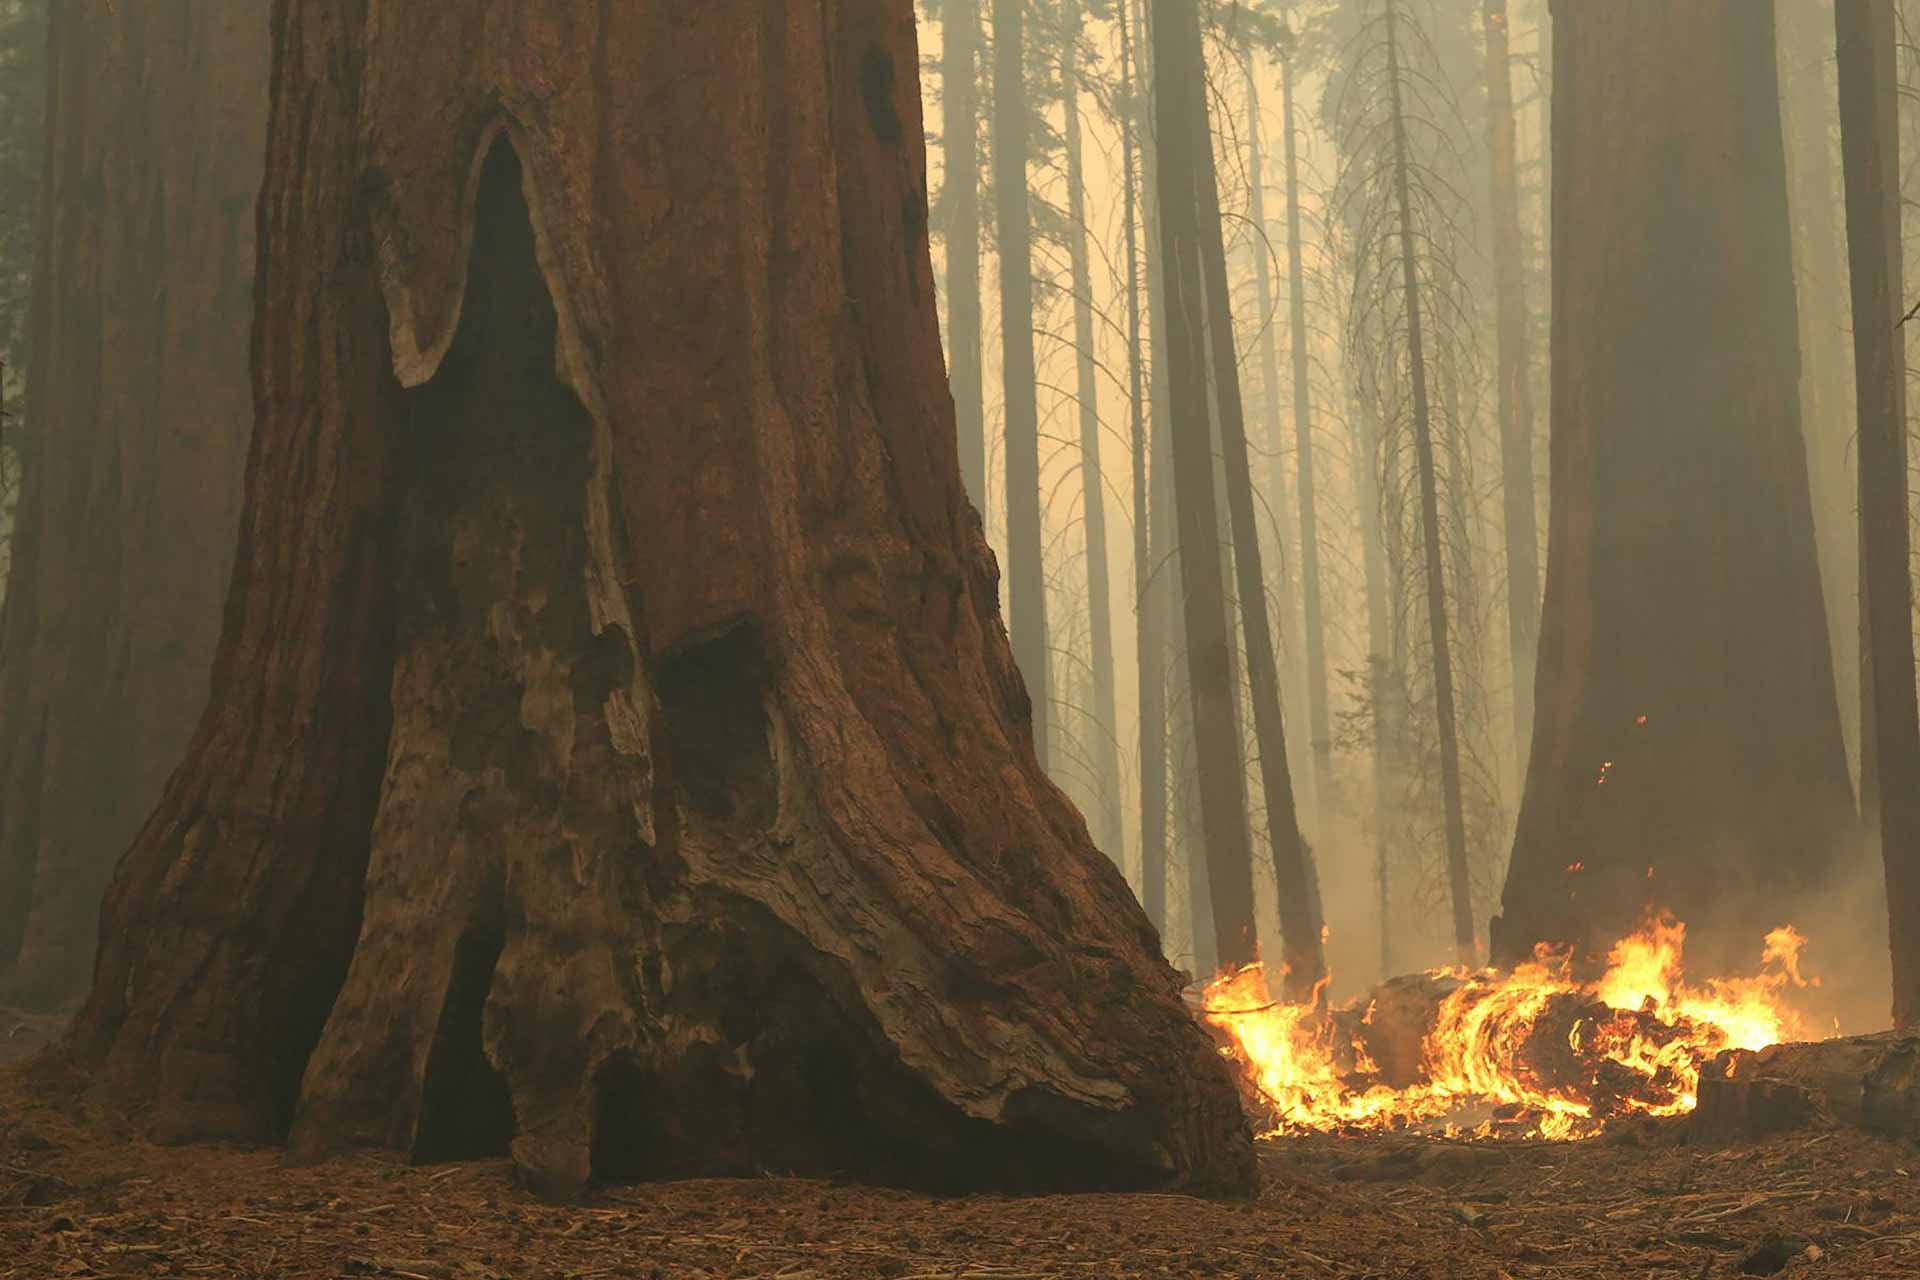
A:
[1692,1032,1920,1142]
[1204,918,1817,1138]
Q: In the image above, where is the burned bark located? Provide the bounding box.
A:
[1494,0,1857,975]
[0,0,267,1009]
[1694,1033,1920,1142]
[66,0,1256,1203]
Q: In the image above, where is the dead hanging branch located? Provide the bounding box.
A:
[1315,0,1504,965]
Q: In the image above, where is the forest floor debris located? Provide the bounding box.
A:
[4,1060,1920,1278]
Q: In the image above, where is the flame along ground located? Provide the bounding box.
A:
[1203,917,1819,1140]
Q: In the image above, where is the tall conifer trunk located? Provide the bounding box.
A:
[1062,5,1124,860]
[1483,0,1542,761]
[1120,0,1168,925]
[991,0,1050,765]
[942,0,987,509]
[1188,26,1326,998]
[1242,46,1308,818]
[1149,0,1260,971]
[1279,44,1335,822]
[1386,0,1475,964]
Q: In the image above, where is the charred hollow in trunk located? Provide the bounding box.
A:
[65,1,1254,1205]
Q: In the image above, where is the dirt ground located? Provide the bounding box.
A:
[3,1019,1919,1280]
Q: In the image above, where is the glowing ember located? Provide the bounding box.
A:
[1202,916,1816,1140]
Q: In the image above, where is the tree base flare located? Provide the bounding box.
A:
[62,4,1256,1204]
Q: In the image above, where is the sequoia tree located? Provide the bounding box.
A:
[0,0,266,1008]
[65,0,1255,1202]
[1492,0,1857,975]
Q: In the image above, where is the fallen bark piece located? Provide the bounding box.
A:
[1693,1032,1920,1142]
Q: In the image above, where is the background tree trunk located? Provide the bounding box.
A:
[942,0,987,510]
[1836,0,1920,1029]
[1186,21,1326,999]
[1062,7,1124,863]
[1778,0,1861,800]
[1280,47,1335,825]
[0,0,266,1009]
[1386,0,1475,966]
[1150,0,1260,973]
[1120,0,1168,929]
[1242,45,1309,827]
[1494,0,1857,975]
[991,0,1051,767]
[65,0,1256,1203]
[1483,0,1542,765]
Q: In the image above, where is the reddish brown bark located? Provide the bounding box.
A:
[1494,1,1856,975]
[0,0,266,1009]
[66,0,1255,1202]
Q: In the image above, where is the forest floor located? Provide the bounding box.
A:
[3,1020,1920,1280]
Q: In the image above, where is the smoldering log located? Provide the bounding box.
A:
[1692,1033,1920,1142]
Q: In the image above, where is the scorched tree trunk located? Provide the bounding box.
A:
[1493,0,1857,975]
[66,0,1257,1203]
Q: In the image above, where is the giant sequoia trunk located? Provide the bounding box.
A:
[1494,1,1857,975]
[0,0,266,1008]
[66,0,1256,1203]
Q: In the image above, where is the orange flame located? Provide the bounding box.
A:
[1203,917,1814,1140]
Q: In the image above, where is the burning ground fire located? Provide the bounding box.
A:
[1203,917,1820,1141]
